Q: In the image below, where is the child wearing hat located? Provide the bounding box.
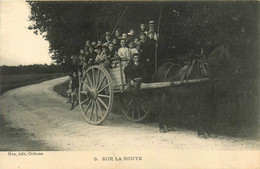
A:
[127,29,135,42]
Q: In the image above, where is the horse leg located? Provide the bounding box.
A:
[159,92,168,133]
[196,95,209,139]
[205,89,217,137]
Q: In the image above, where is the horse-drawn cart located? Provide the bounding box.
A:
[78,59,210,125]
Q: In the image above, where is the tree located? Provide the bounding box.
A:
[28,1,259,77]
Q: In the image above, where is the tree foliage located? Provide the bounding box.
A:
[28,1,259,78]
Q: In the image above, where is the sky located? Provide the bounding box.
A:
[0,1,52,66]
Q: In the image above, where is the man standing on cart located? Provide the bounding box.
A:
[142,24,157,82]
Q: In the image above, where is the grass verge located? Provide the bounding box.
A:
[1,73,66,95]
[53,79,69,98]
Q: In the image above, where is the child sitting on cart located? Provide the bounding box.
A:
[95,45,110,68]
[124,53,144,92]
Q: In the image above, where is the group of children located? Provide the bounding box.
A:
[67,20,158,110]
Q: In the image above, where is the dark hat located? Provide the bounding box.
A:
[95,45,102,50]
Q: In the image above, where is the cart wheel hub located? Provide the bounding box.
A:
[89,89,98,100]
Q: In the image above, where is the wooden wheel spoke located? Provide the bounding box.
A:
[120,92,152,122]
[97,75,106,91]
[83,81,90,88]
[84,100,92,115]
[97,84,109,93]
[95,69,101,89]
[141,105,148,113]
[128,96,134,106]
[126,103,132,115]
[98,94,110,98]
[80,91,88,94]
[96,100,104,118]
[86,73,93,88]
[125,96,134,114]
[89,101,94,121]
[82,79,92,91]
[92,68,95,88]
[81,98,90,105]
[97,98,108,110]
[137,105,141,119]
[93,101,97,122]
[131,105,135,119]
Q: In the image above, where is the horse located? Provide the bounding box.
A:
[154,45,239,138]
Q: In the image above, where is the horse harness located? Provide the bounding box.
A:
[163,57,210,84]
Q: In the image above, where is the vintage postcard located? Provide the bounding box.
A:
[0,0,259,168]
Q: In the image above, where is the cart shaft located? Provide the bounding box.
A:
[140,77,210,90]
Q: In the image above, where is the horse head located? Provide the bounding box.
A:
[206,45,239,77]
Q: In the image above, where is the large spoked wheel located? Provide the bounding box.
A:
[79,65,113,125]
[120,90,153,122]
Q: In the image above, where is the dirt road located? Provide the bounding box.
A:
[0,77,259,151]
